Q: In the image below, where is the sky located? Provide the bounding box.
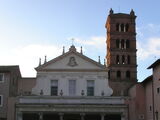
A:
[0,0,160,81]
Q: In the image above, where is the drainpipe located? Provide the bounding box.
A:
[152,78,155,120]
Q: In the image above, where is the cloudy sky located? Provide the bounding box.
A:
[0,0,160,81]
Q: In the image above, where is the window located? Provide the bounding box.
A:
[127,55,130,64]
[116,39,120,48]
[69,80,76,96]
[126,39,130,48]
[117,71,121,78]
[116,55,120,64]
[116,23,128,32]
[149,106,152,111]
[51,80,58,96]
[157,87,160,94]
[122,55,125,64]
[108,70,110,79]
[155,111,158,120]
[116,23,119,31]
[126,24,129,32]
[121,39,125,49]
[0,95,3,107]
[87,80,94,96]
[121,24,124,32]
[126,71,130,78]
[0,73,4,83]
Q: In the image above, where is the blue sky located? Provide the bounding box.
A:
[0,0,160,81]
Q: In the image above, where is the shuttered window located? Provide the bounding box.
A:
[69,80,76,96]
[0,95,3,107]
[51,80,58,96]
[87,80,94,96]
[0,73,4,83]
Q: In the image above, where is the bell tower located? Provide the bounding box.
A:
[105,9,137,96]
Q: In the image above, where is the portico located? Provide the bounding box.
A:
[20,112,122,120]
[16,96,128,120]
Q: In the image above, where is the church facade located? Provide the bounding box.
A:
[16,45,128,120]
[0,9,159,120]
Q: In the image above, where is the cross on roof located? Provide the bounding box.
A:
[71,38,75,46]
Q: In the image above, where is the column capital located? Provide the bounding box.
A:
[59,113,64,116]
[80,113,85,116]
[80,113,85,120]
[121,113,126,120]
[59,113,64,120]
[101,113,105,120]
[39,112,43,120]
[100,113,106,116]
[38,112,43,115]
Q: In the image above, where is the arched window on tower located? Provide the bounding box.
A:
[122,55,125,64]
[121,24,124,32]
[116,39,120,48]
[121,39,125,49]
[117,71,121,78]
[116,55,120,64]
[126,39,130,48]
[116,23,119,31]
[126,71,130,78]
[127,55,130,64]
[126,24,129,32]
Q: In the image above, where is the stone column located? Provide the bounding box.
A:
[101,113,105,120]
[119,24,121,32]
[80,113,85,120]
[59,113,64,120]
[39,112,43,120]
[124,40,126,49]
[124,25,126,32]
[121,113,125,120]
[119,39,121,49]
[17,112,23,120]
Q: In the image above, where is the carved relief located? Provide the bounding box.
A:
[67,56,78,67]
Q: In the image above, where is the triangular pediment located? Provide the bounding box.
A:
[36,49,106,71]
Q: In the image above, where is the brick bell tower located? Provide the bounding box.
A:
[105,9,137,96]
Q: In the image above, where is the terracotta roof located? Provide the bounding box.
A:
[141,75,153,85]
[0,65,22,77]
[147,59,160,69]
[109,13,136,18]
[21,77,36,79]
[0,65,19,71]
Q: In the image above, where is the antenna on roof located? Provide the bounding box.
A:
[62,46,65,54]
[71,38,75,46]
[44,55,47,63]
[81,46,83,54]
[98,56,101,64]
[104,59,106,66]
[39,58,41,66]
